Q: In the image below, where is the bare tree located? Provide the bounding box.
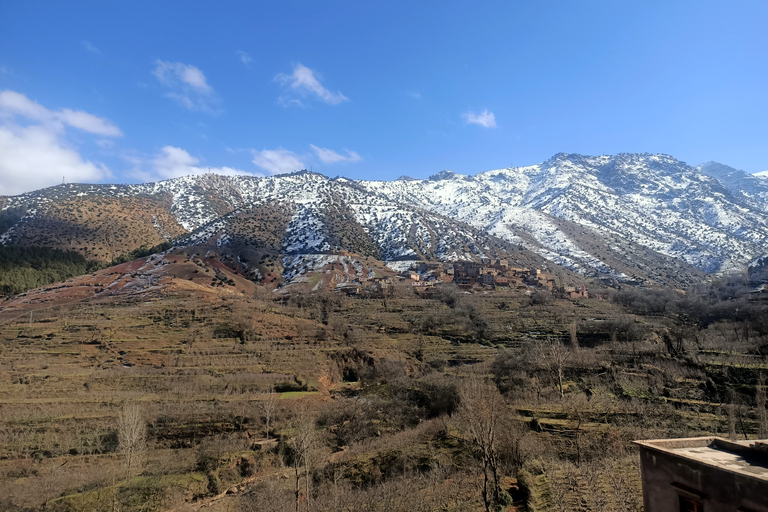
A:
[457,376,505,512]
[118,402,147,480]
[288,410,318,512]
[568,320,579,349]
[757,375,767,439]
[727,402,737,441]
[260,386,279,439]
[534,337,572,399]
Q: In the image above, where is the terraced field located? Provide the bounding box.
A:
[1,267,766,511]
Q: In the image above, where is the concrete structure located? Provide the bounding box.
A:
[635,437,768,512]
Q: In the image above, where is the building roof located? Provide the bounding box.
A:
[635,437,768,481]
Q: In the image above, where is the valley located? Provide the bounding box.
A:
[0,248,766,510]
[1,152,767,511]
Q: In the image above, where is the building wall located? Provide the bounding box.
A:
[639,446,768,512]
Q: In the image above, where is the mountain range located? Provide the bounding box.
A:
[2,152,767,290]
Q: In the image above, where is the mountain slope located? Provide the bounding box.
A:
[2,152,767,288]
[358,153,768,277]
[698,161,768,213]
[176,173,534,284]
[1,194,185,262]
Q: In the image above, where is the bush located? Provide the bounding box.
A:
[206,471,221,495]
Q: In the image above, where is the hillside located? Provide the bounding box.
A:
[358,153,768,277]
[1,249,767,511]
[2,153,767,290]
[1,194,185,262]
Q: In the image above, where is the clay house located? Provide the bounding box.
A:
[494,276,510,287]
[455,262,481,278]
[399,270,419,281]
[479,273,496,286]
[567,285,588,299]
[634,437,768,512]
[336,282,361,296]
[455,277,473,289]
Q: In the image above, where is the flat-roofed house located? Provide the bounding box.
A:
[634,437,768,512]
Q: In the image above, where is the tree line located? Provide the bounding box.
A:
[0,245,102,296]
[0,241,173,297]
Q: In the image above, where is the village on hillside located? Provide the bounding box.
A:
[335,257,591,299]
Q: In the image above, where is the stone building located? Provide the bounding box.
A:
[634,436,768,512]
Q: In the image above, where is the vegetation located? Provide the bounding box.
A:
[4,195,185,262]
[0,245,102,296]
[0,241,178,298]
[108,241,174,266]
[0,271,766,511]
[0,206,28,234]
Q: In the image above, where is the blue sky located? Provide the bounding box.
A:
[1,1,767,194]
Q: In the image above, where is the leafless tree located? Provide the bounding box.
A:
[289,410,319,512]
[725,400,736,441]
[757,375,768,439]
[260,386,279,439]
[534,337,572,399]
[457,376,505,512]
[568,320,579,349]
[118,402,147,480]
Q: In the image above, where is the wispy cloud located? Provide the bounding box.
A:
[463,109,497,128]
[236,51,252,65]
[310,145,361,164]
[0,90,122,136]
[0,90,119,195]
[81,40,102,55]
[252,148,305,174]
[275,63,348,106]
[152,60,222,114]
[406,91,422,100]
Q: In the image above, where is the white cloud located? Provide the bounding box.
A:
[463,109,497,128]
[57,109,123,136]
[252,148,305,174]
[0,90,122,136]
[81,40,102,55]
[0,90,50,120]
[150,146,253,180]
[0,90,122,195]
[236,51,252,65]
[152,60,221,113]
[0,125,111,195]
[310,145,361,164]
[275,63,348,106]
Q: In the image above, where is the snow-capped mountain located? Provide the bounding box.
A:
[357,153,768,277]
[2,153,766,287]
[698,161,768,211]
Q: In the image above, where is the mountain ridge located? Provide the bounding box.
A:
[2,152,766,289]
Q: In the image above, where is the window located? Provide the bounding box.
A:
[679,496,703,512]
